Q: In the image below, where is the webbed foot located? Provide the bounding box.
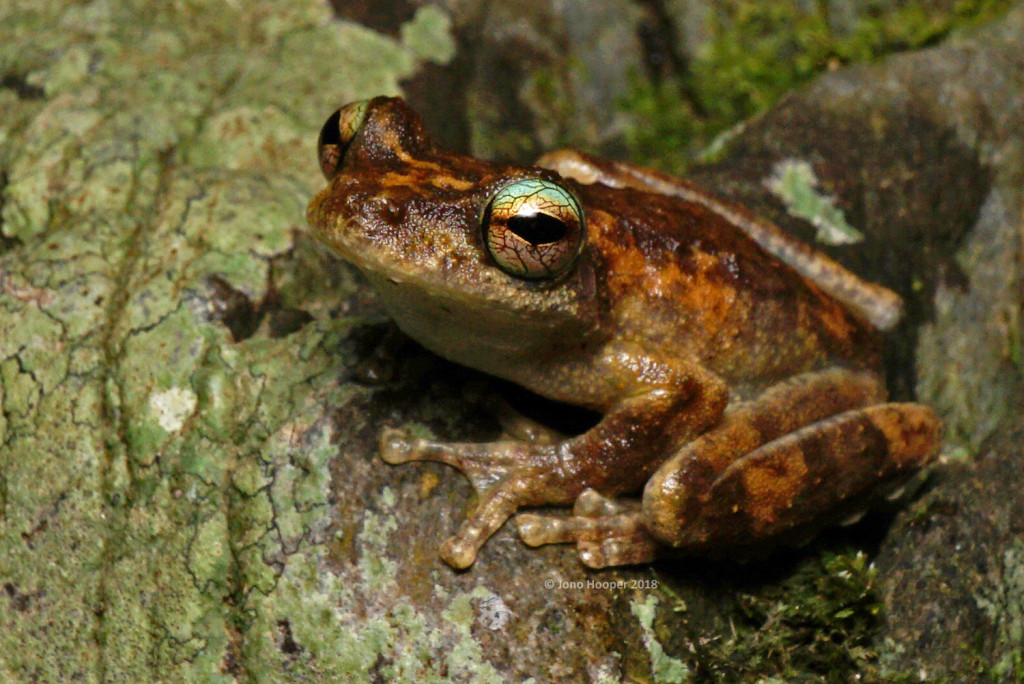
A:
[380,428,558,568]
[517,490,660,568]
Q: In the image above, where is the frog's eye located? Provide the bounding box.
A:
[481,179,586,280]
[317,100,370,179]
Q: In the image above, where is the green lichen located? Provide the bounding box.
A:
[400,5,457,65]
[976,540,1024,680]
[257,490,505,683]
[764,158,863,245]
[0,0,479,680]
[631,594,691,683]
[620,0,1016,171]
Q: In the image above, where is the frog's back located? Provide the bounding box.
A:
[579,184,882,389]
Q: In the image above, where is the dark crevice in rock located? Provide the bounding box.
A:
[204,275,314,343]
[265,303,314,338]
[4,582,33,613]
[327,0,418,37]
[0,72,45,100]
[0,170,22,255]
[206,275,260,341]
[401,57,473,155]
[276,618,302,656]
[634,0,707,118]
[0,232,18,255]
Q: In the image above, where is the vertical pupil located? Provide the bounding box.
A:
[508,212,568,245]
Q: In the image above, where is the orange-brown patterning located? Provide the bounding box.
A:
[308,97,940,569]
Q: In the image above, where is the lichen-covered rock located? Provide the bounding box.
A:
[876,417,1024,680]
[3,0,1022,681]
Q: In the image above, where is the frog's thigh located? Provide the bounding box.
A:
[640,367,888,542]
[520,369,934,568]
[645,402,940,550]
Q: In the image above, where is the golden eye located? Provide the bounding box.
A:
[317,100,370,179]
[481,179,585,280]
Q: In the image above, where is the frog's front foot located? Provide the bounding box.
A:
[517,490,661,569]
[379,428,564,569]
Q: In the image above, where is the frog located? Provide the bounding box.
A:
[307,96,940,570]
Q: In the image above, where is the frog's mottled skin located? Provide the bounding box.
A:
[308,97,940,569]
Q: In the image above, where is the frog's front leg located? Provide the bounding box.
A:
[381,351,727,569]
[518,368,941,568]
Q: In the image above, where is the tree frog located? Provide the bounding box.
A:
[307,97,940,569]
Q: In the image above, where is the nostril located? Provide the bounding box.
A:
[371,197,407,223]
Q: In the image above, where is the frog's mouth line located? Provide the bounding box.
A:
[314,212,586,311]
[360,262,573,318]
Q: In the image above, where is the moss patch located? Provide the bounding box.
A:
[641,550,886,681]
[620,0,1016,171]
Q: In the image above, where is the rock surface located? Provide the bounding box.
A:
[687,8,1024,677]
[1,0,1022,681]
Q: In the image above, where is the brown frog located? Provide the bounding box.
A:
[307,96,940,569]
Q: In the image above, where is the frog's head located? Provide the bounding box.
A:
[307,97,603,373]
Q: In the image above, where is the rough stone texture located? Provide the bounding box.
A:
[335,0,1017,171]
[876,418,1024,680]
[864,11,1024,676]
[682,6,1024,676]
[682,5,1024,679]
[333,0,649,160]
[2,0,1023,681]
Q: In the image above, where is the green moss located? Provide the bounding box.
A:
[620,0,1016,171]
[717,550,883,680]
[619,77,705,176]
[638,550,886,681]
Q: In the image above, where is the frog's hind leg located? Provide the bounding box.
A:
[517,369,940,568]
[647,401,940,557]
[380,353,725,569]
